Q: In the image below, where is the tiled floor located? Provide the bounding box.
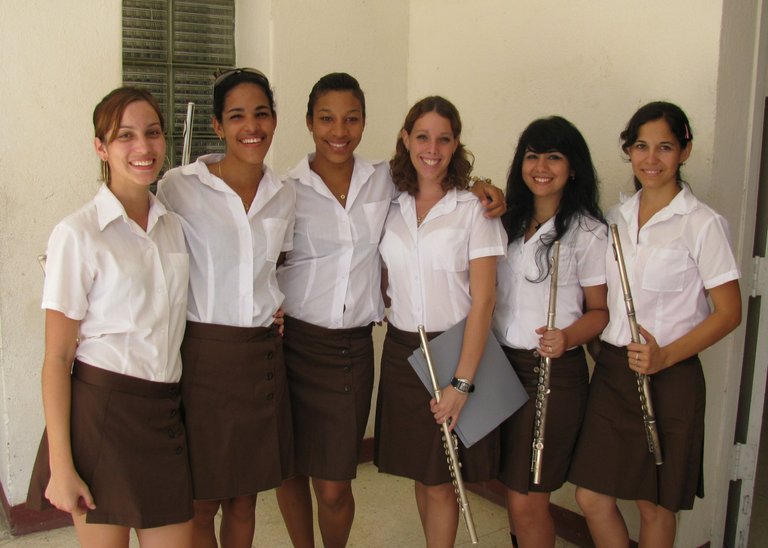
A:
[0,463,578,547]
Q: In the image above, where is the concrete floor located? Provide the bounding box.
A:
[0,463,579,547]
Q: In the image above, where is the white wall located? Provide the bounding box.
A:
[0,0,122,506]
[0,1,761,546]
[258,0,410,174]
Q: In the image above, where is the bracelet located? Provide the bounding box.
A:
[450,376,475,394]
[469,176,492,189]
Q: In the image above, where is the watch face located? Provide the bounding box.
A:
[451,378,472,393]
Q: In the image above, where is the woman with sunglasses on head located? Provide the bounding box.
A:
[375,96,507,547]
[157,68,295,548]
[493,116,608,547]
[568,102,742,547]
[27,86,193,547]
[275,75,505,548]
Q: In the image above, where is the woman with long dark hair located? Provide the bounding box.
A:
[493,116,608,547]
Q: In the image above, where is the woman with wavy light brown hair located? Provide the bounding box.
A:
[375,96,507,547]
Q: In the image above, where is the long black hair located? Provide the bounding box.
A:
[502,116,605,281]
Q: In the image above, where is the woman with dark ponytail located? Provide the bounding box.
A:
[569,102,742,547]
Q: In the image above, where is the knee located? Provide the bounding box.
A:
[314,482,353,511]
[575,487,613,519]
[509,497,546,527]
[224,495,257,522]
[637,501,674,526]
[423,483,455,506]
[509,492,550,528]
[193,500,222,524]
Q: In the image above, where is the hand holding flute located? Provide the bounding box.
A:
[418,326,478,545]
[609,224,663,465]
[531,241,560,485]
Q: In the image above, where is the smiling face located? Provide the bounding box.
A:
[401,111,459,186]
[521,148,572,203]
[307,90,365,168]
[213,82,276,168]
[627,118,691,192]
[94,100,166,190]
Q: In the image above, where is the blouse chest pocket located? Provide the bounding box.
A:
[555,243,579,286]
[261,217,289,263]
[425,228,469,272]
[164,252,190,305]
[641,247,689,292]
[362,200,390,245]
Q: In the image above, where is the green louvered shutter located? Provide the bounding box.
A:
[122,0,234,166]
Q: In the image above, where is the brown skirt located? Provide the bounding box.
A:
[374,324,498,486]
[499,346,588,493]
[181,321,294,500]
[283,316,374,480]
[26,361,193,528]
[568,342,705,512]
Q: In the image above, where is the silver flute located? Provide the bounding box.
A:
[181,102,195,165]
[417,325,478,545]
[531,241,560,485]
[609,224,663,465]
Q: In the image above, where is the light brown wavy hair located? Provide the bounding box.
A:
[389,96,473,196]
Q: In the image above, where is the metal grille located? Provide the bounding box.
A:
[122,0,234,166]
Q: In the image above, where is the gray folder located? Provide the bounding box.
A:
[408,319,528,447]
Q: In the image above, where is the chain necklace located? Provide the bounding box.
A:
[218,161,253,212]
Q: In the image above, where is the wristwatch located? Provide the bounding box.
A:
[450,377,475,394]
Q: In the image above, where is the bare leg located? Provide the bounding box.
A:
[574,487,629,548]
[72,513,130,548]
[220,495,257,548]
[506,489,555,547]
[136,520,194,548]
[276,475,315,548]
[312,478,355,548]
[636,500,676,548]
[414,481,459,548]
[191,499,221,548]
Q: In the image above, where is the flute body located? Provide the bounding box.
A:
[181,102,195,166]
[417,326,478,545]
[531,241,560,485]
[609,224,663,466]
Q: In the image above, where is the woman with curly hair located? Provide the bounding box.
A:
[375,96,507,547]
